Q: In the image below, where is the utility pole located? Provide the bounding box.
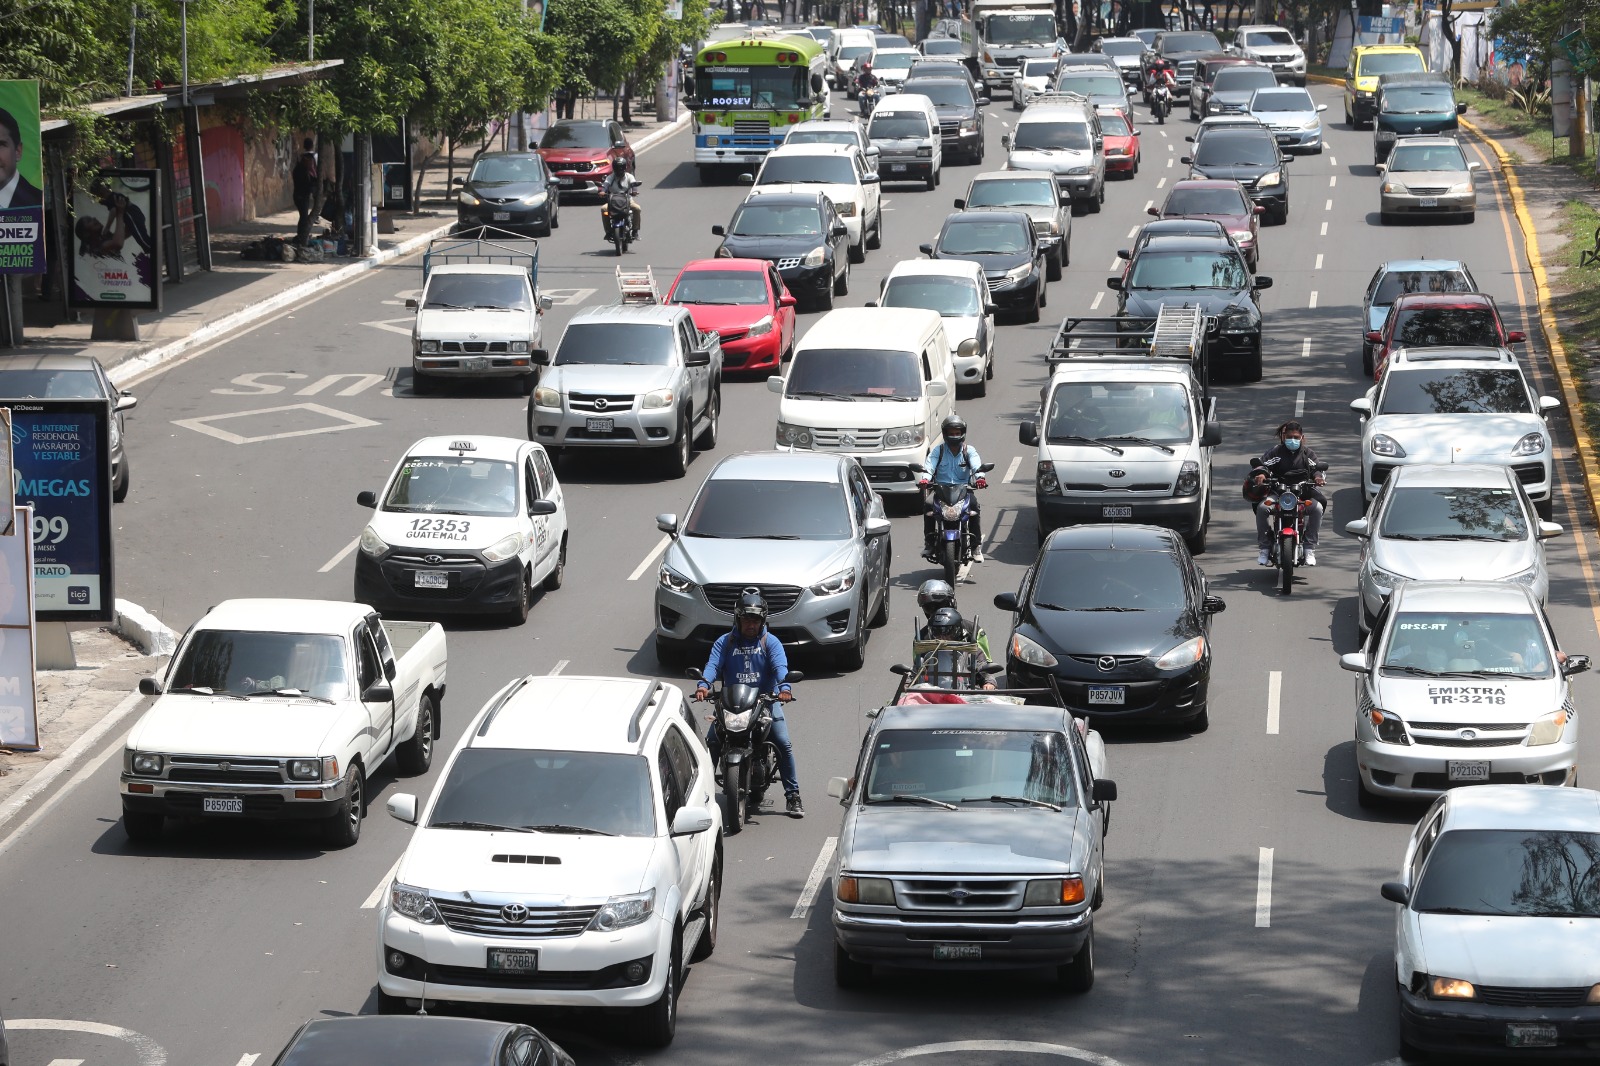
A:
[127,4,139,96]
[179,0,190,106]
[516,0,529,150]
[309,0,315,60]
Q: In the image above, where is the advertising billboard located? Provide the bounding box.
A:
[8,401,113,622]
[0,80,46,277]
[0,506,38,752]
[69,169,162,311]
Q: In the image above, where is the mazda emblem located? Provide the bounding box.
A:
[1108,469,1126,478]
[501,903,529,924]
[1097,656,1117,672]
[423,554,444,566]
[593,396,609,411]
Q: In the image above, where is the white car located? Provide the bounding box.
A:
[1341,581,1589,806]
[872,47,919,90]
[377,674,721,1047]
[1010,57,1057,109]
[875,259,996,396]
[784,119,881,170]
[355,435,568,623]
[1351,346,1560,516]
[1247,85,1326,152]
[747,142,883,262]
[1379,785,1600,1058]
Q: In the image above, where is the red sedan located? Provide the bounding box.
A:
[1369,291,1524,382]
[1097,108,1141,178]
[536,119,636,199]
[1148,178,1261,270]
[666,259,797,373]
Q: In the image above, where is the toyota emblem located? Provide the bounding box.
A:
[1459,729,1478,741]
[423,554,444,566]
[593,396,609,411]
[1097,656,1118,672]
[218,761,231,772]
[1108,469,1127,479]
[501,903,530,924]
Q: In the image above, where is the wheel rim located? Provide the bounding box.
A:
[346,774,362,833]
[419,702,434,763]
[680,426,691,467]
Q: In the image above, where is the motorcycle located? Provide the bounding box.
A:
[1252,457,1328,595]
[858,84,882,118]
[1151,81,1172,124]
[601,178,640,256]
[688,666,801,835]
[892,635,1004,694]
[923,463,995,586]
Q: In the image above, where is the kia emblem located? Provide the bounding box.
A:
[1109,469,1127,478]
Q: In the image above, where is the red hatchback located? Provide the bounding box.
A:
[1369,292,1524,381]
[1097,108,1142,178]
[536,119,636,199]
[1148,178,1262,270]
[666,259,797,373]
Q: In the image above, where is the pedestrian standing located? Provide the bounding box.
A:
[555,85,576,121]
[291,137,318,245]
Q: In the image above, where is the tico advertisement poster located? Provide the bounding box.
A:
[0,80,46,276]
[0,506,39,752]
[69,168,162,311]
[9,401,114,622]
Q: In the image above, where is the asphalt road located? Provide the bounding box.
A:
[5,81,1597,1066]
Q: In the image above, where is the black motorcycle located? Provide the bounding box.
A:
[924,463,995,585]
[688,667,801,834]
[603,179,639,256]
[1251,457,1328,595]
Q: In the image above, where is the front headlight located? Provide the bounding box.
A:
[1368,707,1409,744]
[420,339,440,354]
[588,889,655,931]
[459,190,481,206]
[1174,460,1200,496]
[837,875,895,904]
[1509,565,1540,587]
[130,752,163,775]
[642,388,675,409]
[1154,635,1205,670]
[1037,460,1061,494]
[533,385,561,409]
[1366,561,1405,590]
[482,531,526,563]
[802,244,828,267]
[521,193,546,206]
[1449,182,1473,194]
[956,337,980,359]
[287,756,338,781]
[1301,117,1320,130]
[1105,144,1127,156]
[1004,262,1033,283]
[1023,877,1085,905]
[1370,433,1407,458]
[748,315,774,338]
[359,525,389,557]
[1218,310,1255,333]
[1428,976,1476,1000]
[1257,170,1282,188]
[1528,708,1569,746]
[776,421,813,448]
[1382,182,1407,195]
[1511,431,1547,456]
[811,568,857,595]
[1227,229,1254,245]
[882,425,925,448]
[836,201,858,218]
[390,882,442,924]
[1011,631,1059,668]
[509,341,530,355]
[658,565,694,593]
[1066,165,1092,175]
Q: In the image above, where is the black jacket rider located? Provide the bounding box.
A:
[1243,441,1328,507]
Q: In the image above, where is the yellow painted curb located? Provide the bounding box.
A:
[1460,115,1600,529]
[1306,72,1342,86]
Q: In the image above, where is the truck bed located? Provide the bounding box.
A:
[383,619,440,664]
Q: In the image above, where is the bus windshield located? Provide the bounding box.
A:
[695,64,811,110]
[982,12,1057,44]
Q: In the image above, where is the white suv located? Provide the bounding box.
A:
[376,675,721,1047]
[747,142,884,263]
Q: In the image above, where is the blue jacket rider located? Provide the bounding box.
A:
[919,413,986,563]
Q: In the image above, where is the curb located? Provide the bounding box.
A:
[0,690,144,843]
[111,598,178,656]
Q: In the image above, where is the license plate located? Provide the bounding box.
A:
[1448,760,1490,782]
[492,211,512,221]
[1507,1023,1558,1048]
[1419,197,1438,208]
[557,176,574,185]
[414,570,449,589]
[202,796,244,814]
[1102,505,1133,518]
[1088,685,1126,705]
[932,944,981,960]
[891,163,907,172]
[487,947,539,973]
[1277,134,1293,143]
[586,417,614,434]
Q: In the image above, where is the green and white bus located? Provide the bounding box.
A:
[691,32,828,182]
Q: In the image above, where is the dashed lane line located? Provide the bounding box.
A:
[628,535,671,581]
[1004,456,1022,483]
[791,836,838,918]
[1156,177,1165,189]
[1301,338,1311,358]
[1256,847,1275,927]
[1308,291,1318,309]
[1325,198,1333,211]
[1314,253,1323,270]
[1267,669,1283,733]
[319,536,360,573]
[1090,291,1104,310]
[1320,221,1328,236]
[1329,174,1337,187]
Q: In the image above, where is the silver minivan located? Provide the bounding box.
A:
[867,94,942,189]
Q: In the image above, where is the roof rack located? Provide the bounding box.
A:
[626,681,668,743]
[1025,90,1090,108]
[616,266,659,304]
[1048,305,1212,400]
[476,676,533,736]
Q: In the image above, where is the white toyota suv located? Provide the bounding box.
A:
[746,142,883,263]
[376,675,721,1047]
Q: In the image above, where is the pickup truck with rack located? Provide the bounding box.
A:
[122,599,447,848]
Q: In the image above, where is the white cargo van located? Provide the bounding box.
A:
[866,93,942,189]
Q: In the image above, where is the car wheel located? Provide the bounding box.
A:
[507,566,532,624]
[834,592,869,670]
[377,990,412,1015]
[1024,287,1041,324]
[543,535,567,591]
[630,927,680,1047]
[1461,210,1475,224]
[1242,345,1263,383]
[551,201,560,228]
[834,941,873,987]
[1361,342,1374,377]
[868,210,883,249]
[1536,498,1555,520]
[1185,522,1207,556]
[655,634,691,668]
[395,692,437,775]
[870,572,890,627]
[927,166,938,191]
[689,854,721,962]
[322,764,364,848]
[969,373,986,398]
[695,387,720,450]
[518,373,535,397]
[112,455,131,503]
[664,415,692,479]
[1046,248,1063,282]
[835,256,850,296]
[122,806,163,843]
[1379,211,1393,226]
[1089,181,1104,212]
[1057,927,1094,992]
[848,235,866,264]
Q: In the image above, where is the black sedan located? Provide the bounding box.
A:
[453,151,561,237]
[920,209,1045,323]
[1109,232,1271,381]
[274,1016,572,1066]
[713,191,851,311]
[1181,125,1290,223]
[996,524,1225,731]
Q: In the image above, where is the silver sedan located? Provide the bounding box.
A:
[1380,136,1480,223]
[1247,86,1327,153]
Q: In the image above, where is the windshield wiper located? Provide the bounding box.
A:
[1411,533,1500,541]
[1383,665,1494,680]
[883,794,959,810]
[471,304,516,311]
[787,389,857,400]
[243,687,334,704]
[969,795,1063,811]
[1079,605,1142,612]
[1046,434,1123,454]
[430,820,535,833]
[1415,905,1491,915]
[1537,909,1600,918]
[169,685,247,700]
[727,533,803,540]
[1102,435,1176,454]
[424,302,471,310]
[1030,601,1073,611]
[523,823,616,836]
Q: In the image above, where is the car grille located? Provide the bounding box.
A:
[811,427,887,450]
[776,257,804,269]
[1513,462,1546,485]
[1411,771,1531,789]
[1476,985,1591,1008]
[1407,186,1449,196]
[703,583,803,615]
[1062,481,1172,493]
[389,551,479,566]
[1414,734,1525,748]
[441,341,510,353]
[1068,654,1146,668]
[568,392,636,412]
[432,897,601,939]
[939,120,962,138]
[166,756,284,785]
[735,119,772,135]
[718,327,749,342]
[1177,60,1197,79]
[895,877,1025,910]
[1420,721,1528,731]
[1215,102,1245,113]
[559,160,596,173]
[994,55,1021,68]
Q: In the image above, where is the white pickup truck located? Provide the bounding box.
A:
[122,599,447,848]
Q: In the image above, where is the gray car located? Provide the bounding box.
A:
[0,354,136,502]
[1359,258,1478,370]
[1346,463,1560,640]
[654,451,891,670]
[1379,135,1480,224]
[826,700,1115,989]
[955,170,1071,279]
[1248,85,1327,153]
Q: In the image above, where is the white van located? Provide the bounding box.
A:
[874,259,995,395]
[832,28,878,95]
[866,93,942,189]
[767,307,955,496]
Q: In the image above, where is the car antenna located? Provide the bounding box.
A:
[417,974,429,1016]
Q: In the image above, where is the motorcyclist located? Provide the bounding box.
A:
[916,578,991,658]
[1244,420,1327,568]
[599,158,641,241]
[691,588,804,817]
[1144,56,1176,101]
[919,413,987,563]
[856,59,880,93]
[918,606,998,689]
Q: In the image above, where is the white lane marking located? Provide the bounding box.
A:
[1108,258,1121,273]
[1156,177,1165,189]
[1329,175,1337,187]
[628,535,671,581]
[318,536,360,573]
[1143,200,1153,211]
[853,1041,1129,1066]
[1256,847,1275,927]
[1267,670,1283,734]
[1308,291,1318,309]
[1329,156,1337,166]
[1314,253,1323,270]
[1324,198,1333,211]
[1126,226,1138,239]
[0,691,143,844]
[1004,456,1022,483]
[362,856,403,909]
[550,659,570,675]
[1293,391,1304,419]
[1301,338,1311,359]
[234,1055,261,1066]
[1166,156,1173,168]
[10,1022,165,1066]
[1090,291,1104,310]
[46,1059,87,1066]
[1166,141,1174,150]
[1319,221,1328,236]
[791,836,839,918]
[1160,129,1168,138]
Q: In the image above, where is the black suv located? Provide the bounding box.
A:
[898,77,985,165]
[1141,29,1223,97]
[1181,125,1290,223]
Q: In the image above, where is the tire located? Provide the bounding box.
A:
[507,565,531,624]
[377,990,411,1015]
[1361,342,1374,378]
[411,370,433,396]
[113,456,131,503]
[1461,210,1475,224]
[551,202,560,228]
[1188,706,1210,733]
[1241,346,1263,383]
[835,256,850,296]
[1279,550,1295,595]
[1399,1032,1430,1062]
[543,535,567,591]
[1184,522,1207,556]
[395,692,437,775]
[689,855,721,962]
[1536,498,1555,520]
[122,807,164,843]
[1089,181,1104,213]
[868,211,883,249]
[631,928,680,1048]
[940,538,960,586]
[1047,249,1063,282]
[834,941,873,988]
[656,634,691,668]
[695,388,720,450]
[1058,927,1094,992]
[717,788,743,837]
[535,214,553,237]
[815,278,835,312]
[1024,288,1041,324]
[663,416,692,479]
[1039,281,1047,308]
[518,374,535,397]
[870,575,890,627]
[848,235,866,264]
[697,165,714,185]
[834,591,870,671]
[1380,212,1393,226]
[927,167,938,191]
[322,765,365,848]
[970,374,986,398]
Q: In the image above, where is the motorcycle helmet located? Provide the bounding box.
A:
[917,578,956,620]
[928,606,964,641]
[734,587,769,627]
[940,413,967,450]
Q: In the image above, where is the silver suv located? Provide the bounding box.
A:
[956,170,1071,279]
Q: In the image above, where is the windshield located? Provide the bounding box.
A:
[1098,112,1132,135]
[1382,86,1455,113]
[554,322,676,366]
[1045,381,1194,445]
[1213,67,1279,92]
[1381,486,1529,542]
[383,455,518,517]
[908,63,969,81]
[1391,306,1499,348]
[1021,59,1057,77]
[469,156,546,184]
[788,129,859,147]
[1245,30,1295,47]
[1165,186,1249,215]
[0,369,103,398]
[1388,143,1468,172]
[539,123,611,149]
[1057,74,1125,97]
[983,12,1057,44]
[940,219,1029,254]
[786,346,923,398]
[1373,269,1473,304]
[1360,51,1425,76]
[882,275,981,317]
[757,154,857,186]
[1034,547,1186,610]
[922,38,964,55]
[967,177,1056,207]
[686,478,853,538]
[428,749,655,837]
[1412,830,1600,918]
[1161,31,1221,53]
[1379,367,1531,415]
[901,82,975,107]
[869,113,931,138]
[1193,131,1278,166]
[1383,611,1554,677]
[1129,249,1251,289]
[1099,39,1145,55]
[168,630,350,699]
[423,274,530,311]
[729,201,822,236]
[876,34,911,48]
[1015,120,1092,151]
[875,51,916,70]
[1251,89,1314,112]
[839,44,874,60]
[863,728,1077,807]
[695,64,811,109]
[670,270,768,306]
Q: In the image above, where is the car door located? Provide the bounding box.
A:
[768,265,796,354]
[520,453,548,576]
[678,315,710,419]
[854,149,880,227]
[355,624,394,761]
[848,462,887,604]
[530,446,565,577]
[657,727,705,913]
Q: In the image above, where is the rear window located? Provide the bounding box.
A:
[1212,67,1279,91]
[1359,51,1425,76]
[1373,269,1474,304]
[1161,31,1221,53]
[1165,186,1249,215]
[863,728,1077,807]
[901,81,975,107]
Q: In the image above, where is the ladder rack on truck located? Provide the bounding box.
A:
[616,266,660,304]
[422,227,540,285]
[1048,305,1211,402]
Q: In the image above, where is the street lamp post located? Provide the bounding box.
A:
[178,0,190,106]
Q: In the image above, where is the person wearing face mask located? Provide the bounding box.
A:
[1243,420,1327,567]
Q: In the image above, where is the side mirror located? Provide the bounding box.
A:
[1365,330,1384,344]
[978,462,996,473]
[919,242,935,256]
[983,663,1005,675]
[1380,881,1411,905]
[356,490,378,508]
[711,224,726,236]
[1019,420,1039,446]
[1457,101,1468,115]
[1507,331,1526,344]
[1199,421,1222,447]
[1346,517,1371,538]
[537,294,554,311]
[1253,204,1266,215]
[1254,276,1273,290]
[1106,277,1123,290]
[363,682,395,703]
[779,293,797,308]
[865,300,877,307]
[1000,134,1012,150]
[1180,155,1193,164]
[767,375,785,395]
[993,591,1019,611]
[387,793,419,825]
[1117,248,1131,259]
[785,670,804,683]
[925,380,949,397]
[1146,205,1160,217]
[1339,652,1371,674]
[684,346,712,367]
[738,172,755,185]
[529,499,558,516]
[1376,163,1387,175]
[532,348,551,366]
[1563,653,1592,676]
[138,676,164,696]
[1539,395,1562,412]
[1184,135,1195,142]
[865,516,891,538]
[405,298,419,310]
[685,666,704,680]
[863,172,881,184]
[1249,456,1264,468]
[1090,779,1118,803]
[812,72,826,92]
[451,177,465,186]
[1317,103,1329,112]
[827,775,851,800]
[954,198,966,209]
[832,223,849,238]
[1537,520,1564,540]
[655,513,679,536]
[1201,595,1226,614]
[1350,396,1372,414]
[671,805,716,836]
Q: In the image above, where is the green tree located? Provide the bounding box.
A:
[548,0,644,100]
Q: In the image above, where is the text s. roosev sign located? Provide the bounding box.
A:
[0,80,46,277]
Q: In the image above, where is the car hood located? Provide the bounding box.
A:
[1111,55,1142,70]
[415,308,534,337]
[1415,914,1600,988]
[668,535,858,589]
[1388,168,1472,187]
[676,302,772,335]
[755,182,860,207]
[936,249,1032,273]
[938,314,981,348]
[1023,608,1194,658]
[1370,674,1564,725]
[128,694,347,757]
[1162,47,1219,61]
[1007,149,1096,173]
[463,180,549,202]
[872,136,927,153]
[880,69,911,84]
[1249,48,1302,61]
[1370,537,1537,583]
[1255,109,1318,127]
[396,827,656,897]
[1123,290,1255,318]
[545,362,678,394]
[719,233,828,260]
[1189,161,1277,181]
[842,807,1084,872]
[1365,413,1546,462]
[1167,210,1253,235]
[776,396,929,429]
[1377,111,1457,133]
[538,148,612,164]
[1003,204,1061,227]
